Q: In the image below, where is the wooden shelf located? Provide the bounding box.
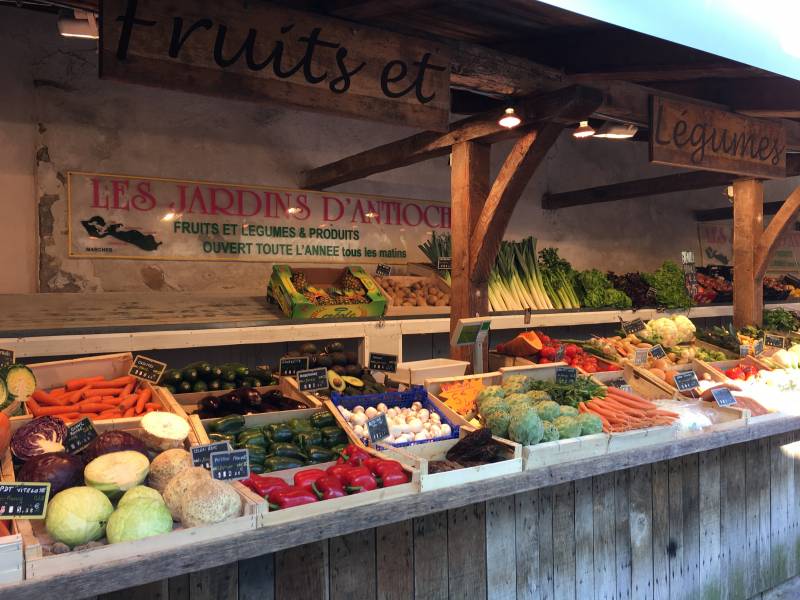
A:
[0,293,797,357]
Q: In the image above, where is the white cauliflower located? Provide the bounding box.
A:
[672,315,696,344]
[644,317,679,347]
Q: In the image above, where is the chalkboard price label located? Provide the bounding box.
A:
[297,367,329,392]
[376,264,391,277]
[673,370,700,392]
[192,441,232,469]
[368,352,398,373]
[555,367,578,385]
[0,349,15,368]
[753,340,764,356]
[764,334,786,349]
[739,344,750,357]
[367,413,390,443]
[279,356,309,376]
[650,345,667,359]
[0,483,51,520]
[711,387,737,407]
[437,256,452,271]
[621,318,646,335]
[65,418,98,454]
[129,355,167,383]
[210,448,250,481]
[633,348,649,366]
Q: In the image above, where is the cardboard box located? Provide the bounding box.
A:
[268,265,388,319]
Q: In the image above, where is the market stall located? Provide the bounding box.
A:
[3,0,800,599]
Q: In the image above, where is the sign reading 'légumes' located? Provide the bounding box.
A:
[100,0,450,131]
[650,96,787,178]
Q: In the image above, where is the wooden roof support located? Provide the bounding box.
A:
[732,179,764,328]
[299,85,600,190]
[755,185,800,281]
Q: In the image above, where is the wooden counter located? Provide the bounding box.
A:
[2,414,800,599]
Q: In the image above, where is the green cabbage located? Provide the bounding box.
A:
[84,451,150,500]
[534,400,560,422]
[541,421,560,443]
[508,409,544,445]
[577,413,604,435]
[106,498,173,544]
[45,486,114,547]
[553,416,582,439]
[118,486,164,508]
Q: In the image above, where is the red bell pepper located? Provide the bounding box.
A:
[362,457,385,474]
[379,469,409,488]
[293,468,327,492]
[244,474,289,498]
[268,486,318,510]
[372,460,404,479]
[337,444,370,466]
[326,464,352,481]
[312,475,346,500]
[341,465,378,493]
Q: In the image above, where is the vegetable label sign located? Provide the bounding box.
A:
[368,353,398,373]
[650,345,667,360]
[67,172,449,265]
[297,367,329,392]
[376,264,392,277]
[210,449,250,481]
[0,349,14,367]
[65,418,98,454]
[634,348,649,366]
[765,334,786,348]
[129,355,167,383]
[674,370,700,392]
[711,387,737,408]
[367,413,390,443]
[437,257,452,271]
[754,340,764,356]
[0,483,50,520]
[279,356,309,376]
[621,318,646,335]
[555,367,578,385]
[192,441,232,470]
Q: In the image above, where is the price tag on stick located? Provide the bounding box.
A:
[555,367,578,384]
[297,367,329,392]
[279,356,309,376]
[673,370,700,392]
[711,387,737,407]
[192,441,232,470]
[649,345,667,360]
[129,355,167,383]
[633,348,649,366]
[740,344,750,358]
[0,349,14,367]
[369,353,398,373]
[437,256,452,271]
[754,340,764,356]
[210,448,250,481]
[764,334,786,348]
[367,413,390,443]
[376,264,392,277]
[64,418,98,454]
[620,318,646,335]
[0,483,51,519]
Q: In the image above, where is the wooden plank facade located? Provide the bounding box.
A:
[86,431,800,600]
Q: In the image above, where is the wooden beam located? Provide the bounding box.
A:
[326,0,446,19]
[755,185,800,280]
[299,85,602,190]
[732,179,764,328]
[470,123,564,284]
[449,141,490,367]
[695,201,782,222]
[542,171,736,210]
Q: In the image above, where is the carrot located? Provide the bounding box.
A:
[586,402,629,424]
[79,402,118,413]
[65,376,104,391]
[123,407,135,418]
[59,412,82,421]
[32,389,71,407]
[49,387,66,397]
[578,402,588,414]
[652,409,680,418]
[93,376,136,388]
[606,392,657,412]
[83,388,123,398]
[596,397,647,418]
[145,406,160,413]
[120,382,134,397]
[135,389,151,414]
[606,387,654,405]
[97,408,123,417]
[63,386,91,404]
[118,394,138,410]
[144,402,161,411]
[0,521,10,537]
[26,397,42,416]
[34,405,78,416]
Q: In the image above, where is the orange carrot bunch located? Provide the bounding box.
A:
[578,386,679,433]
[26,375,162,423]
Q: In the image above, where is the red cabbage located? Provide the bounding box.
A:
[17,452,83,495]
[10,416,68,461]
[82,430,148,464]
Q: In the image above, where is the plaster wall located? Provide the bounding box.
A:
[0,8,797,294]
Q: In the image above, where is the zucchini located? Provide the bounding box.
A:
[294,430,323,450]
[181,367,199,383]
[2,365,35,400]
[221,368,237,383]
[192,380,208,393]
[288,418,314,433]
[243,445,266,463]
[209,432,236,444]
[161,369,183,386]
[178,381,193,393]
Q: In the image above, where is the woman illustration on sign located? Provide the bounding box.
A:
[81,216,162,252]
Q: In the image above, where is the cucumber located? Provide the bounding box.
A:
[221,368,237,383]
[192,380,208,393]
[2,365,36,400]
[195,362,213,380]
[181,367,199,383]
[178,381,193,393]
[161,369,183,386]
[207,379,221,391]
[0,378,10,411]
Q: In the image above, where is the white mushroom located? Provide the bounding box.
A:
[408,418,423,434]
[376,403,388,413]
[365,406,379,419]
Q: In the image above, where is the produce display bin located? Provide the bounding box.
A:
[424,371,502,422]
[22,353,178,428]
[2,420,263,580]
[268,265,388,319]
[375,275,451,316]
[376,427,522,492]
[489,352,621,374]
[0,451,23,584]
[326,387,461,449]
[393,358,470,386]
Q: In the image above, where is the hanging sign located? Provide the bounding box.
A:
[99,0,450,131]
[279,356,309,376]
[650,96,787,178]
[68,172,449,265]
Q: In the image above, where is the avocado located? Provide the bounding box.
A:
[341,376,364,388]
[331,351,348,367]
[299,342,318,355]
[327,370,346,392]
[345,351,358,365]
[326,342,345,354]
[332,365,346,376]
[317,354,333,369]
[344,364,362,377]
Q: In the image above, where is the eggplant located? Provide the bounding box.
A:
[199,395,221,412]
[219,391,245,414]
[237,387,262,409]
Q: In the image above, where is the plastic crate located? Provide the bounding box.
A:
[331,386,460,448]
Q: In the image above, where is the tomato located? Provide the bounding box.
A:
[564,344,580,358]
[538,357,551,364]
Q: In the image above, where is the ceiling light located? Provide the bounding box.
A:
[573,120,595,139]
[594,122,638,139]
[498,107,521,129]
[58,10,98,39]
[161,211,180,222]
[286,206,301,215]
[364,210,378,219]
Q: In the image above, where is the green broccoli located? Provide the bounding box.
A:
[553,415,582,439]
[559,405,579,417]
[540,421,560,443]
[508,408,544,445]
[534,400,560,422]
[484,410,511,438]
[576,413,604,436]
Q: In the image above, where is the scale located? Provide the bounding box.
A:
[450,316,492,374]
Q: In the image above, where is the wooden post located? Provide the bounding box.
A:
[732,179,764,327]
[450,141,490,367]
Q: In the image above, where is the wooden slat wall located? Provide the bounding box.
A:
[95,434,800,600]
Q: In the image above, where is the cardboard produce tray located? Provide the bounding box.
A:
[375,275,450,316]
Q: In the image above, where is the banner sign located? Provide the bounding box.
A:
[650,96,786,178]
[698,222,800,273]
[68,172,449,264]
[99,0,450,131]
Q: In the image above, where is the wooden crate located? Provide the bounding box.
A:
[189,407,330,445]
[424,371,502,422]
[489,352,621,375]
[3,420,263,580]
[0,451,23,584]
[375,275,450,317]
[376,426,522,492]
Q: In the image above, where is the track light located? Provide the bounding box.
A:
[593,122,638,139]
[573,120,595,139]
[498,107,521,129]
[58,9,98,39]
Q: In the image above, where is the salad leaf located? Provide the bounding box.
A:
[643,261,693,309]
